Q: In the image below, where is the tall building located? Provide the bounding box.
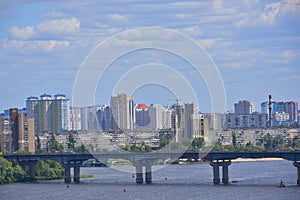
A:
[110,94,135,130]
[135,104,150,128]
[97,105,113,132]
[205,113,225,131]
[191,113,208,138]
[0,108,35,153]
[171,103,197,142]
[234,100,254,115]
[261,100,298,126]
[18,111,35,153]
[0,118,12,152]
[26,94,70,134]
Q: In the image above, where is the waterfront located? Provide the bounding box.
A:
[0,160,299,200]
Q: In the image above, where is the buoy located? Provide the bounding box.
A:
[123,187,126,192]
[165,177,167,180]
[66,184,69,188]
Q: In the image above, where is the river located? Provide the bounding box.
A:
[0,160,299,200]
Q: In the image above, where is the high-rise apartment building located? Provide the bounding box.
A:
[171,103,198,142]
[261,100,298,126]
[97,105,113,131]
[110,94,135,130]
[26,94,70,134]
[135,104,150,128]
[0,108,35,153]
[234,100,254,115]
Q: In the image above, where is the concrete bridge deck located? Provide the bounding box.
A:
[3,151,300,185]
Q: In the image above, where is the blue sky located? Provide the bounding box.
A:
[0,0,299,113]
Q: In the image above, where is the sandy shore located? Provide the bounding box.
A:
[232,158,283,162]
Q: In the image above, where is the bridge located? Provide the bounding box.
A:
[4,151,300,185]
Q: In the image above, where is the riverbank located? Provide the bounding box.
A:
[232,158,284,162]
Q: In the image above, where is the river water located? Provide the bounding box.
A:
[0,160,299,200]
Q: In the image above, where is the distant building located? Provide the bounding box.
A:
[97,105,113,132]
[171,103,201,142]
[0,108,35,153]
[191,113,208,138]
[234,100,254,115]
[110,94,135,130]
[204,113,225,131]
[135,104,150,128]
[225,112,268,129]
[26,94,70,134]
[261,101,298,126]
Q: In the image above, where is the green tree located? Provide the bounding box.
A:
[49,133,63,153]
[263,133,273,150]
[232,131,237,148]
[273,135,284,150]
[74,143,87,153]
[36,135,42,153]
[0,157,26,184]
[35,160,64,180]
[67,132,76,151]
[191,137,204,150]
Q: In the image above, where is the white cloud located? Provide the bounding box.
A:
[1,39,70,53]
[9,26,37,40]
[8,17,80,40]
[199,38,222,49]
[261,0,300,24]
[36,18,80,35]
[107,14,129,22]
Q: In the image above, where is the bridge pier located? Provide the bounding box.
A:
[135,164,143,184]
[63,163,81,183]
[19,160,38,181]
[210,160,231,184]
[74,165,80,183]
[64,164,71,183]
[293,162,300,185]
[145,164,152,184]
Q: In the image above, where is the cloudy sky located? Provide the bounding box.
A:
[0,0,299,113]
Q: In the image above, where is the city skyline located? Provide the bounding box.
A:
[0,1,299,112]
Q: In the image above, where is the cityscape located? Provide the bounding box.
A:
[0,92,299,154]
[0,1,300,199]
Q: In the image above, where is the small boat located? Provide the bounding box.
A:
[278,180,285,187]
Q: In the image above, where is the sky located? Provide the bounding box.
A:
[0,0,299,113]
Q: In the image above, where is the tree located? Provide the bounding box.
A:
[263,133,273,150]
[74,143,87,153]
[49,133,63,153]
[232,131,237,148]
[0,157,26,184]
[36,135,42,153]
[273,135,284,150]
[191,137,204,150]
[67,132,76,151]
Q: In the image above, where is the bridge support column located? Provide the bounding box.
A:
[64,164,71,183]
[210,160,231,184]
[293,162,300,185]
[20,160,37,181]
[135,164,143,184]
[145,164,152,184]
[210,161,220,184]
[74,164,80,183]
[29,163,35,181]
[221,161,231,184]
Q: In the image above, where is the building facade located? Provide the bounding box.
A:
[234,100,254,115]
[0,108,35,153]
[110,94,135,130]
[26,94,70,134]
[261,101,298,126]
